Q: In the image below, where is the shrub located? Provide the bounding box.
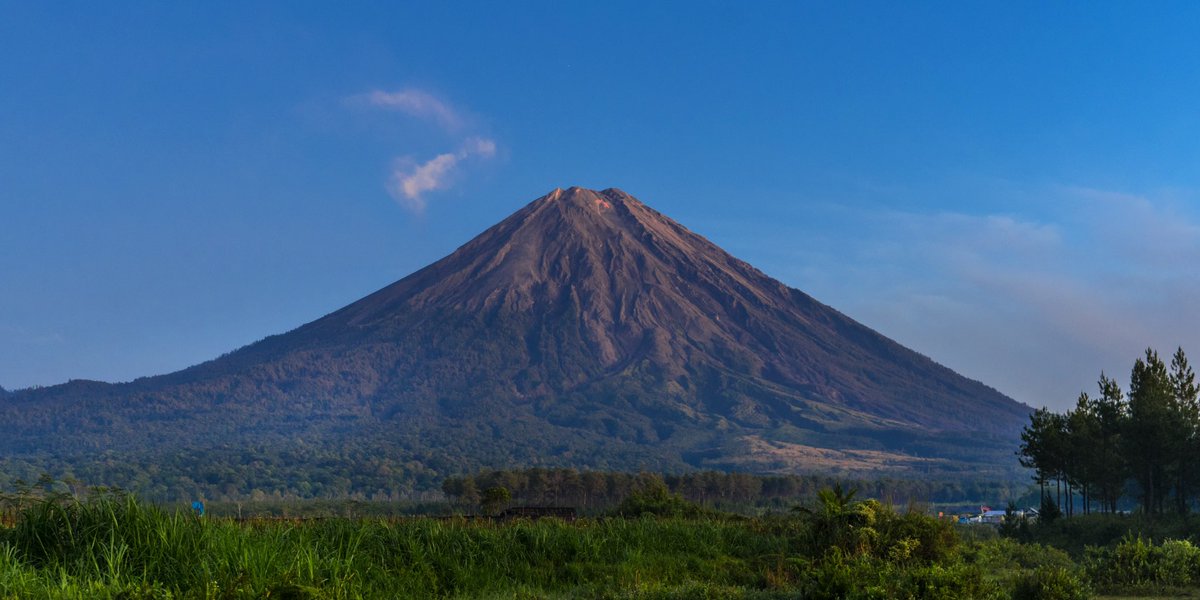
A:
[1010,566,1091,600]
[874,507,959,564]
[480,486,511,516]
[793,488,959,564]
[800,556,1006,600]
[613,483,707,518]
[1157,539,1200,585]
[1084,534,1200,589]
[964,538,1074,573]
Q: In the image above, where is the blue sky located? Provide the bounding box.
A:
[3,3,1199,410]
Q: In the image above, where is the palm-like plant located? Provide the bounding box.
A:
[793,484,876,555]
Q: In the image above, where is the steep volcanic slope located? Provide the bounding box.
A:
[1,187,1030,480]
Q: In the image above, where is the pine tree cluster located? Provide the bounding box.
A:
[1019,347,1198,515]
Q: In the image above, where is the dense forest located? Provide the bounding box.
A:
[0,444,447,504]
[1019,347,1198,515]
[440,468,1025,513]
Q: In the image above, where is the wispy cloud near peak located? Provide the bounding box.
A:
[387,137,498,213]
[355,88,463,131]
[349,86,500,212]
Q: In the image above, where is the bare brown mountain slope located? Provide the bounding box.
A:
[2,187,1030,479]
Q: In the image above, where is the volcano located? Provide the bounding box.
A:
[2,187,1030,489]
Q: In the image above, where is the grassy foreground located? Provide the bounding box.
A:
[0,490,1177,599]
[3,496,803,600]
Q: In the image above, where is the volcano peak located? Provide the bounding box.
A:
[540,185,624,213]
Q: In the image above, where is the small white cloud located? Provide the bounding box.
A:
[464,136,496,158]
[387,137,498,212]
[351,86,499,211]
[357,88,463,131]
[389,153,459,212]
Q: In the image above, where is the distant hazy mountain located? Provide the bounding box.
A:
[1,187,1030,492]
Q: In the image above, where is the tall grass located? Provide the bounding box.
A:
[0,493,1098,599]
[0,495,802,599]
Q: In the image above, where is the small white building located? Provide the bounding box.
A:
[980,509,1007,524]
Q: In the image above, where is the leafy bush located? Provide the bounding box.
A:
[480,485,511,515]
[964,538,1074,572]
[875,506,959,564]
[1010,566,1091,600]
[1158,539,1200,584]
[613,482,709,518]
[800,555,1006,600]
[1021,511,1200,554]
[792,487,958,565]
[1084,533,1200,590]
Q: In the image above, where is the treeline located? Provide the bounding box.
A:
[1019,347,1198,515]
[441,467,1026,511]
[0,444,448,504]
[0,448,1025,508]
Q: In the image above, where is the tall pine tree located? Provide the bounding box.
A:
[1169,348,1199,514]
[1126,349,1174,514]
[1092,373,1128,513]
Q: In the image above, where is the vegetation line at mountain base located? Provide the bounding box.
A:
[0,462,1030,512]
[13,489,1200,599]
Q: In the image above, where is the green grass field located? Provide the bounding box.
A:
[6,497,804,599]
[2,491,1197,599]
